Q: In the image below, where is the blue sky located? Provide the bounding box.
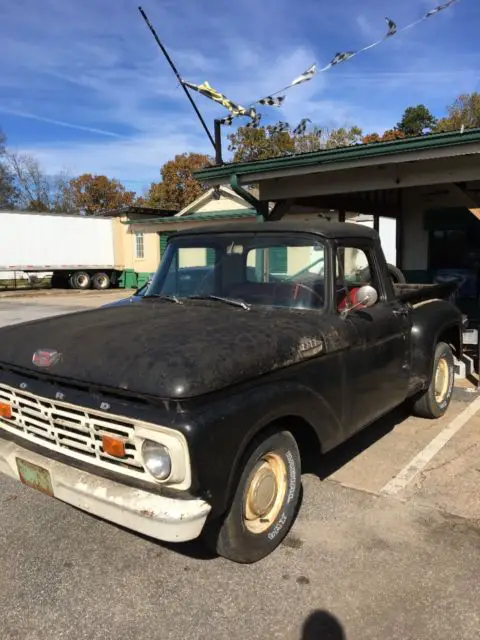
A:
[0,0,478,194]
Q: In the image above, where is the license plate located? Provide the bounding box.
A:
[463,329,478,346]
[16,458,54,497]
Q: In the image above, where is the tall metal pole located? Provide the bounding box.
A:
[214,119,223,165]
[138,6,216,150]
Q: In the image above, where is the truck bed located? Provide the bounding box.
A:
[393,280,459,305]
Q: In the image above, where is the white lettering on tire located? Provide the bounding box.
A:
[266,448,298,541]
[268,512,287,540]
[285,450,297,504]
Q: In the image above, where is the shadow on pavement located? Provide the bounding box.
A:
[301,610,346,639]
[308,403,411,480]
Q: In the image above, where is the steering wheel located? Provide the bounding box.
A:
[271,281,324,307]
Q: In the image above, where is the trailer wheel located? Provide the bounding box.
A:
[412,342,454,419]
[70,271,91,290]
[92,272,111,290]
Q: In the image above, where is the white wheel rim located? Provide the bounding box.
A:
[434,357,449,403]
[243,452,287,535]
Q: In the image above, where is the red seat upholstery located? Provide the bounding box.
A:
[337,287,366,312]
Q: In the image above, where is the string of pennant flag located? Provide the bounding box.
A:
[182,0,461,130]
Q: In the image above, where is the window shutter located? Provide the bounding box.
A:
[159,232,175,258]
[206,248,216,266]
[269,246,288,275]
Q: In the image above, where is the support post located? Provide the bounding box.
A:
[214,119,223,165]
[396,191,404,270]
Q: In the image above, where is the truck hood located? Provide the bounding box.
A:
[0,300,330,399]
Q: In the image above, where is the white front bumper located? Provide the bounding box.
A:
[0,437,211,543]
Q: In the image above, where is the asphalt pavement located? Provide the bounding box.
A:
[0,297,479,640]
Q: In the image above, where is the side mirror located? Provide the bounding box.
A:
[340,285,378,318]
[355,285,378,308]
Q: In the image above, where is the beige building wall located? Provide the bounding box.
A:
[193,196,250,214]
[112,218,160,272]
[178,248,208,267]
[112,218,126,268]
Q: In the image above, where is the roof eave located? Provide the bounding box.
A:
[194,129,480,186]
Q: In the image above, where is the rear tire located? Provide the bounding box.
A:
[203,430,302,564]
[386,263,406,284]
[413,341,454,419]
[69,271,91,290]
[92,272,111,290]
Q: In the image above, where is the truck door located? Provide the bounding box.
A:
[335,240,411,435]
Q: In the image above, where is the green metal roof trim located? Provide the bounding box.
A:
[122,208,258,224]
[194,128,480,181]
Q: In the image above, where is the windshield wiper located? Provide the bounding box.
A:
[188,295,251,310]
[146,294,183,304]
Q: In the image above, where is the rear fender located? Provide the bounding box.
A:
[410,299,462,390]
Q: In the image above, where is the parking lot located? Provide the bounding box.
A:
[0,292,479,640]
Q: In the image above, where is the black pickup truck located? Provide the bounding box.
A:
[0,221,463,563]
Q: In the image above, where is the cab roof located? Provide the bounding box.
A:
[170,219,378,240]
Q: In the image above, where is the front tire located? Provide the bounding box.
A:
[204,430,302,564]
[413,341,454,418]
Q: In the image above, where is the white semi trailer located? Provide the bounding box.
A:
[0,211,124,289]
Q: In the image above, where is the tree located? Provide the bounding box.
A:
[293,125,325,154]
[5,151,77,212]
[50,171,77,213]
[227,123,363,162]
[68,174,135,215]
[227,126,294,163]
[379,128,405,142]
[324,126,363,149]
[396,105,437,136]
[7,151,51,211]
[362,132,381,144]
[362,129,405,143]
[0,129,17,209]
[144,153,212,210]
[436,92,480,132]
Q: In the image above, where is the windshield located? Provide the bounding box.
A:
[146,232,326,310]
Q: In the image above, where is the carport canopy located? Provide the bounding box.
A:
[194,128,480,220]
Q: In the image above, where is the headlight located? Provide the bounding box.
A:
[142,440,172,480]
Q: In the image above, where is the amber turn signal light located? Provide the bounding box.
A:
[0,402,12,419]
[102,434,127,458]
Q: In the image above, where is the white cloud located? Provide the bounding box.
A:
[0,0,474,193]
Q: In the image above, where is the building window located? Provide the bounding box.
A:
[135,232,145,259]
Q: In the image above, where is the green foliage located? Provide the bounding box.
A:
[396,104,437,136]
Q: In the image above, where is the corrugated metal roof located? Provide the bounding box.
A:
[194,128,480,182]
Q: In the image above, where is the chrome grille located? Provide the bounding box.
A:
[0,382,150,481]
